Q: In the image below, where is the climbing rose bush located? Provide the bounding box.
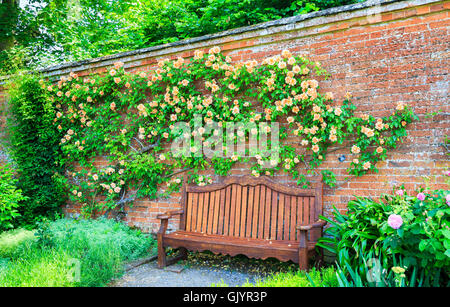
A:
[41,47,417,216]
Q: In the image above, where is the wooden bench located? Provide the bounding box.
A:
[156,176,326,270]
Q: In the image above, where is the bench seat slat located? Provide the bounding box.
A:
[240,186,248,238]
[284,195,290,241]
[229,184,237,236]
[217,188,226,235]
[190,193,198,232]
[258,185,266,240]
[245,186,254,238]
[234,185,242,237]
[290,196,297,241]
[270,191,278,240]
[201,192,210,233]
[211,190,220,234]
[165,231,308,247]
[251,185,260,239]
[196,193,204,232]
[186,193,193,232]
[277,194,284,241]
[223,185,232,236]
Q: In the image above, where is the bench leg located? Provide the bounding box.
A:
[299,248,308,271]
[179,247,188,260]
[157,246,167,268]
[158,245,188,269]
[157,235,167,268]
[298,229,309,271]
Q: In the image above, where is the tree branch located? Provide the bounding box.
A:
[163,168,193,179]
[133,136,161,154]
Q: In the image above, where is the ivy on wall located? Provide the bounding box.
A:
[5,74,65,226]
[41,47,417,217]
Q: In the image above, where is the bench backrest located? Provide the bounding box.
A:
[179,176,323,242]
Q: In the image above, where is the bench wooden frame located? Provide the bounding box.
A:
[157,175,326,270]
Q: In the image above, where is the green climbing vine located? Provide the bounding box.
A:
[41,47,417,216]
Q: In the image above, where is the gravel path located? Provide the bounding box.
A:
[110,260,262,287]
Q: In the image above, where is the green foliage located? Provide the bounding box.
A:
[0,164,27,230]
[321,169,336,187]
[0,247,75,287]
[212,267,339,287]
[5,74,65,227]
[0,218,156,286]
[0,0,19,52]
[334,256,428,287]
[43,48,416,215]
[318,185,450,287]
[46,218,155,261]
[0,228,35,258]
[243,267,339,287]
[0,46,32,76]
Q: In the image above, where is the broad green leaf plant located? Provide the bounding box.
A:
[318,182,450,287]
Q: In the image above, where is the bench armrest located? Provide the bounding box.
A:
[296,219,327,231]
[157,210,184,237]
[156,209,184,220]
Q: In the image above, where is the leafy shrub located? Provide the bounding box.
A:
[5,74,65,227]
[0,218,156,287]
[0,164,27,230]
[318,185,450,287]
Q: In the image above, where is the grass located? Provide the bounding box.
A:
[0,218,156,287]
[0,248,74,287]
[242,267,339,287]
[0,228,36,258]
[212,267,339,287]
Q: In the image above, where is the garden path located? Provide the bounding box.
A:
[110,260,262,287]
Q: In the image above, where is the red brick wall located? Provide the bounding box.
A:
[1,0,449,233]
